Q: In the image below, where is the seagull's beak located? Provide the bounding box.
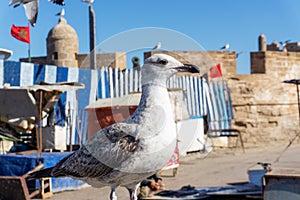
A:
[175,64,200,73]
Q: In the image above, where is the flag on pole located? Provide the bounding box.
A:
[10,24,30,44]
[209,63,222,78]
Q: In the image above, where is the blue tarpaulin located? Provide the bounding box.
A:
[0,152,85,192]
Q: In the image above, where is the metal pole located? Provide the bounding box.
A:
[297,82,300,127]
[275,79,300,162]
[89,4,96,70]
[28,43,31,62]
[28,22,31,62]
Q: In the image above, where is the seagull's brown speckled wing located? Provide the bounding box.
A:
[51,123,139,178]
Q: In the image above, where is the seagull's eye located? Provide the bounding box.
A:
[158,59,168,65]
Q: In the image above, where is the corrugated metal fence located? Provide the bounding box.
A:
[0,61,233,144]
[99,67,233,129]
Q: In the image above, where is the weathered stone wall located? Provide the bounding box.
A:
[230,51,300,146]
[211,50,300,146]
[228,75,299,146]
[78,52,126,70]
[20,56,48,65]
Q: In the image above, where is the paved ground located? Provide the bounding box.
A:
[46,142,300,200]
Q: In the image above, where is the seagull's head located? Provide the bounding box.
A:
[141,53,200,86]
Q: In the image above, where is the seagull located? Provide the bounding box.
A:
[9,0,38,26]
[9,0,65,27]
[29,54,200,200]
[152,42,161,50]
[220,43,230,50]
[279,39,291,47]
[82,0,94,4]
[49,0,65,5]
[279,39,291,52]
[9,0,32,7]
[55,8,65,16]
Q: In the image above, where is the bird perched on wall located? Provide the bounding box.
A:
[29,54,200,200]
[220,43,230,51]
[55,8,65,17]
[279,39,291,52]
[82,0,94,4]
[49,0,65,5]
[279,39,291,47]
[152,42,162,50]
[9,0,65,27]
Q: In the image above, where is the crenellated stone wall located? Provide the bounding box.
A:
[78,52,126,70]
[228,74,299,146]
[230,51,300,146]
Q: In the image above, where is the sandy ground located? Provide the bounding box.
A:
[45,143,300,200]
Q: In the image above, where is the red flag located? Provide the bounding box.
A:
[209,63,222,78]
[10,24,30,44]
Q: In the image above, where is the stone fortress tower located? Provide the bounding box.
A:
[46,17,79,68]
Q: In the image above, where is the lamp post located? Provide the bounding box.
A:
[284,79,300,127]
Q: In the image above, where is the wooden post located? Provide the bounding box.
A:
[297,83,300,127]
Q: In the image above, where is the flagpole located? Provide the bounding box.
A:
[28,44,31,62]
[28,23,31,62]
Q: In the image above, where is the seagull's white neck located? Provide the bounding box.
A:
[130,83,174,127]
[141,83,169,106]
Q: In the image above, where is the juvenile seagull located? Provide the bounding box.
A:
[29,54,200,200]
[9,0,65,27]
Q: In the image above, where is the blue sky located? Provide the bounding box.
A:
[1,0,300,74]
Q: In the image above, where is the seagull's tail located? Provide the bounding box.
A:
[28,167,54,180]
